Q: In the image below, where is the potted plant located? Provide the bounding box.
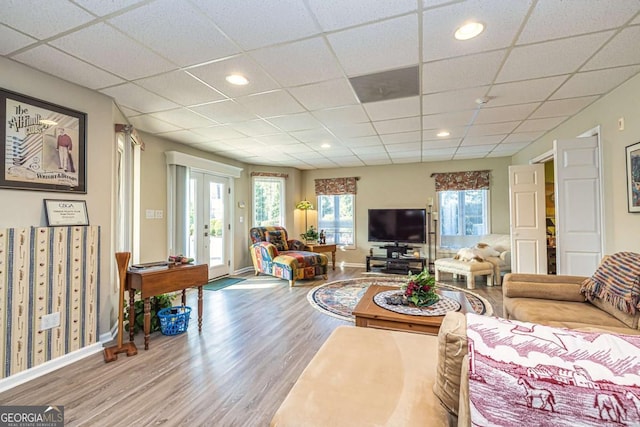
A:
[124,292,175,334]
[300,225,319,243]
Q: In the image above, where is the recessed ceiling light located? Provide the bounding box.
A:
[321,143,331,149]
[437,131,450,137]
[454,22,484,40]
[225,74,249,85]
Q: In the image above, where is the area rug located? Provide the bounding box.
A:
[203,276,246,291]
[307,276,493,322]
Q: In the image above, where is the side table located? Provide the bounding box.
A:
[304,243,337,270]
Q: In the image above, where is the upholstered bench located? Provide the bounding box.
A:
[434,258,494,289]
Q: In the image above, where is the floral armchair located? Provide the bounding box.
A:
[249,226,328,287]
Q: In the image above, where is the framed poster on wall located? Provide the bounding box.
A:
[626,141,640,213]
[0,88,87,193]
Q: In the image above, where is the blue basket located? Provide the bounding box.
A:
[157,306,191,336]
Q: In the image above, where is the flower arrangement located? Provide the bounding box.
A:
[401,268,439,307]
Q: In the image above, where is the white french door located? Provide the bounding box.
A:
[189,172,230,279]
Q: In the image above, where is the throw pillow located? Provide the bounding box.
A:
[265,230,289,251]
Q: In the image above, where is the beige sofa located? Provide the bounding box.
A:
[271,312,470,427]
[503,272,640,335]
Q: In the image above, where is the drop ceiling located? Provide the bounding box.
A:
[2,0,640,169]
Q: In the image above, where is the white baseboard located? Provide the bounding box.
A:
[233,266,254,275]
[0,342,105,394]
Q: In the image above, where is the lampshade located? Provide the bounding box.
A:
[296,200,313,210]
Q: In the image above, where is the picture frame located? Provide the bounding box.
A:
[44,199,89,226]
[626,141,640,213]
[1,88,87,193]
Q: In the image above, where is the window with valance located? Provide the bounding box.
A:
[314,177,358,248]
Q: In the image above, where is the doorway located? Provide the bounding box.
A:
[189,172,230,280]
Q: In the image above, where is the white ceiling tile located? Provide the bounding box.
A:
[373,116,421,134]
[518,0,640,44]
[291,151,328,160]
[474,103,539,124]
[290,128,339,144]
[236,90,305,117]
[316,146,353,156]
[385,142,421,153]
[584,26,640,70]
[251,37,343,86]
[423,147,457,155]
[13,45,124,89]
[1,1,94,40]
[461,135,506,146]
[488,76,567,107]
[423,155,455,162]
[156,130,210,144]
[340,136,383,147]
[227,119,280,137]
[191,125,247,141]
[108,0,239,67]
[422,127,466,140]
[332,156,366,167]
[493,141,531,151]
[515,117,568,133]
[486,151,515,158]
[308,0,416,31]
[328,123,376,138]
[422,111,475,130]
[352,146,388,156]
[190,100,259,124]
[128,114,180,134]
[391,156,422,164]
[466,122,520,137]
[422,139,461,149]
[266,113,323,132]
[118,106,141,116]
[135,71,226,106]
[327,15,419,76]
[497,32,612,83]
[422,86,489,114]
[101,83,178,112]
[73,0,146,16]
[254,134,300,145]
[0,24,36,55]
[456,144,496,154]
[50,23,176,80]
[551,66,640,99]
[364,96,420,121]
[380,131,421,144]
[502,132,544,144]
[290,79,359,110]
[151,108,217,129]
[422,50,506,93]
[191,0,320,50]
[187,55,280,98]
[312,105,369,126]
[632,15,640,25]
[529,96,599,119]
[363,157,393,165]
[422,0,530,62]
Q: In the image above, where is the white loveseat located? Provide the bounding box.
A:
[435,234,511,287]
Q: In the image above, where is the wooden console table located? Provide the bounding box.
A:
[127,263,208,350]
[304,243,337,270]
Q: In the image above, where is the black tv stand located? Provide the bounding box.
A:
[379,244,412,258]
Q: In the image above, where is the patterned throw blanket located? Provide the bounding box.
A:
[581,252,640,314]
[467,313,640,427]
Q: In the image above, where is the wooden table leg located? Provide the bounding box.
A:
[143,297,151,350]
[198,286,203,332]
[129,288,135,343]
[182,289,187,306]
[331,250,336,270]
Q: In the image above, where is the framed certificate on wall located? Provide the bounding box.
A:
[44,199,89,226]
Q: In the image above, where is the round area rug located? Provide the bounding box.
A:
[307,276,493,322]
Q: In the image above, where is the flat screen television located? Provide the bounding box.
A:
[368,208,427,244]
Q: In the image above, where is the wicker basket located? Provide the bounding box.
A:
[157,306,191,335]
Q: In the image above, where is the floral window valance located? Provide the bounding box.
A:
[430,170,490,191]
[251,172,288,179]
[314,177,358,195]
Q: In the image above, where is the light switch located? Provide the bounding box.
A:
[155,210,163,219]
[145,209,155,219]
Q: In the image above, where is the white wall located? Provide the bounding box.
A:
[0,57,116,334]
[513,72,640,254]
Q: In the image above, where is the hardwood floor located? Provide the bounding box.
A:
[0,267,502,426]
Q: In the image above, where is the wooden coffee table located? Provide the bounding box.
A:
[352,284,474,335]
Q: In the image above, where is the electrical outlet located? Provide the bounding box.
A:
[155,210,163,219]
[40,312,61,331]
[145,209,155,219]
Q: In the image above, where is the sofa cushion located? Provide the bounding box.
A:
[270,326,450,427]
[503,297,630,329]
[590,297,639,329]
[265,230,288,251]
[433,311,467,416]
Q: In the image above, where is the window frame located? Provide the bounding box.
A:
[316,193,356,249]
[252,176,285,227]
[438,189,490,243]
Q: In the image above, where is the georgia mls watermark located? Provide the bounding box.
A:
[0,406,64,427]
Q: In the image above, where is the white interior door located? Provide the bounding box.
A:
[508,164,547,274]
[554,136,602,275]
[189,172,230,279]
